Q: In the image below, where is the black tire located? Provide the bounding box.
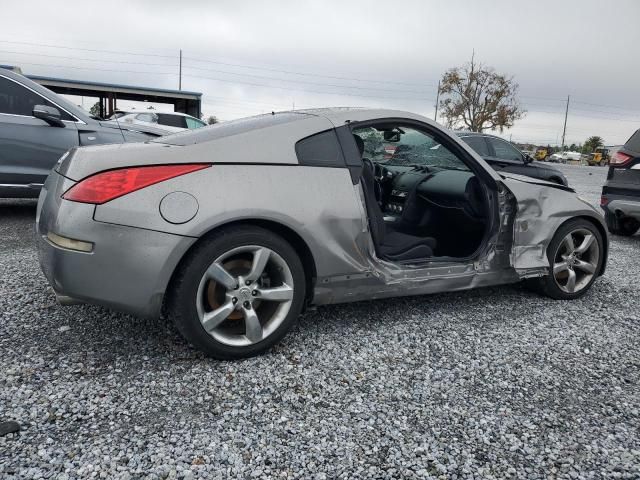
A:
[532,219,604,300]
[168,225,306,359]
[605,212,640,236]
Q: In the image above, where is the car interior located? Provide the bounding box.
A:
[352,124,491,262]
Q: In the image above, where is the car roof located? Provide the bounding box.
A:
[455,131,508,141]
[295,107,431,126]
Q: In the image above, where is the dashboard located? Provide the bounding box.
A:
[375,164,477,216]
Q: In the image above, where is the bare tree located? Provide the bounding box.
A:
[438,54,525,132]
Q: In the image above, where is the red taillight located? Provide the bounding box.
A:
[63,164,210,204]
[600,195,609,207]
[609,151,632,166]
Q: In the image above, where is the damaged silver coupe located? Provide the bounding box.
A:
[36,108,608,358]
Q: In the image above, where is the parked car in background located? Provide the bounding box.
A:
[601,129,640,236]
[561,151,582,164]
[548,152,564,163]
[458,132,568,185]
[0,68,167,198]
[108,110,206,133]
[37,108,607,359]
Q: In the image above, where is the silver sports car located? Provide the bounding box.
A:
[37,108,608,359]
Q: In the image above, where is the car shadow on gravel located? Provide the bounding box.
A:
[35,282,538,365]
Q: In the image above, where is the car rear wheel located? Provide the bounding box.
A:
[169,226,306,359]
[605,212,640,236]
[533,219,603,299]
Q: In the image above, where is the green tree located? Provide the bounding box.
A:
[438,54,525,132]
[89,101,101,118]
[583,136,604,153]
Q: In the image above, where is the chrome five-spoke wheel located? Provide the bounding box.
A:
[552,228,599,294]
[196,245,295,347]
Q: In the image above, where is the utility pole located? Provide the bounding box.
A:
[179,49,182,90]
[434,80,440,121]
[561,95,570,150]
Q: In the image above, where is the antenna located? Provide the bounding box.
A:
[110,96,127,142]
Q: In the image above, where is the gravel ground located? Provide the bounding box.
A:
[1,165,639,479]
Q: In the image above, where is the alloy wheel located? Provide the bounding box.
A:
[195,245,294,347]
[552,228,599,294]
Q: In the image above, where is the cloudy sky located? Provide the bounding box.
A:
[3,0,639,146]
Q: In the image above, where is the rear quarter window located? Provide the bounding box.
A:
[157,113,187,128]
[295,129,345,167]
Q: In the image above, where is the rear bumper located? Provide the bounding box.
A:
[602,172,640,220]
[36,171,196,318]
[601,194,640,220]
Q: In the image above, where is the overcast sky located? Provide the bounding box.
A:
[3,0,639,146]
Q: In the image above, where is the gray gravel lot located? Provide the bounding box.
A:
[1,165,639,479]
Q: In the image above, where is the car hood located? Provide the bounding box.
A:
[499,171,575,193]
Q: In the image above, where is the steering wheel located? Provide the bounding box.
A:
[362,158,383,203]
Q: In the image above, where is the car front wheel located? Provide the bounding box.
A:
[169,226,306,359]
[534,219,604,299]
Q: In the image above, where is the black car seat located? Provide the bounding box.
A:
[354,134,437,261]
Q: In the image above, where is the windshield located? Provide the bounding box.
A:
[354,126,469,171]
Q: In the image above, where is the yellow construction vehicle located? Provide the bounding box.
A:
[534,147,550,161]
[587,147,610,166]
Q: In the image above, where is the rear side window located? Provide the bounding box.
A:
[157,113,187,128]
[185,117,206,129]
[624,129,640,153]
[135,113,157,123]
[0,76,75,121]
[461,135,490,156]
[295,129,345,167]
[487,137,523,161]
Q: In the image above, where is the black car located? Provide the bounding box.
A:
[0,68,167,199]
[458,132,568,186]
[600,129,640,236]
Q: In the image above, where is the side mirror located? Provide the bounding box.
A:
[524,153,534,164]
[33,105,65,127]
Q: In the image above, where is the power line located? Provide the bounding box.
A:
[0,49,178,67]
[1,58,431,101]
[183,55,437,88]
[0,39,175,58]
[1,51,437,96]
[183,73,436,101]
[0,39,437,89]
[182,62,435,94]
[572,99,640,113]
[1,60,177,76]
